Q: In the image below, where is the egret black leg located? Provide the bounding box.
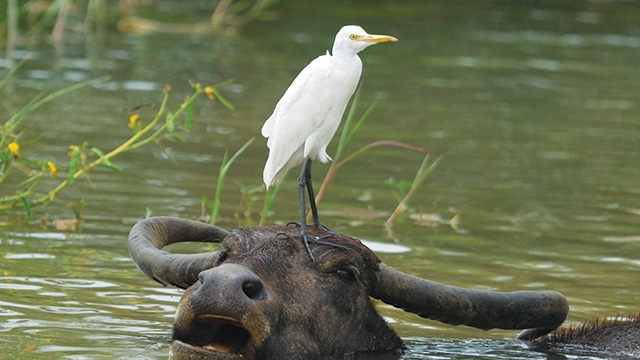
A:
[304,158,341,236]
[303,158,321,226]
[297,157,346,260]
[298,157,315,260]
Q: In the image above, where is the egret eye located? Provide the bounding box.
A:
[349,34,358,40]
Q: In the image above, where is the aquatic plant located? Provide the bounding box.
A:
[312,88,434,232]
[202,137,255,226]
[0,67,231,222]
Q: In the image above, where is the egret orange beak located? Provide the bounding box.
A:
[361,34,398,43]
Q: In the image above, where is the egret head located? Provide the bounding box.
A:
[332,25,398,56]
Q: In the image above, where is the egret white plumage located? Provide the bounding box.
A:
[261,25,397,257]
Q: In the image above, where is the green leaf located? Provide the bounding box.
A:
[213,90,234,110]
[91,147,122,172]
[166,113,175,133]
[20,195,33,222]
[184,102,193,132]
[68,146,81,184]
[169,134,185,143]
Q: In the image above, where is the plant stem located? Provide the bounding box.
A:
[315,140,426,207]
[384,154,442,233]
[210,137,255,225]
[259,175,285,226]
[28,85,204,208]
[2,76,109,146]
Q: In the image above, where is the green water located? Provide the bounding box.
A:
[1,1,639,359]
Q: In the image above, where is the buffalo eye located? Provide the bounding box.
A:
[215,251,228,265]
[335,268,358,282]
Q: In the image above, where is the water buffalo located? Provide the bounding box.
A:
[129,216,570,359]
[528,313,640,359]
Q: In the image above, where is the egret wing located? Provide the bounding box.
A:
[262,52,333,139]
[262,53,336,186]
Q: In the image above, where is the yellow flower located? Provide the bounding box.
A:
[8,141,19,157]
[205,86,216,100]
[128,114,140,129]
[47,161,59,179]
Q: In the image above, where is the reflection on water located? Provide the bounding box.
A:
[1,0,639,359]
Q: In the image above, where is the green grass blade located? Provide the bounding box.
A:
[344,100,377,146]
[210,137,255,225]
[259,173,286,226]
[385,154,442,232]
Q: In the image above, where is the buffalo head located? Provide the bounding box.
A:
[129,216,568,359]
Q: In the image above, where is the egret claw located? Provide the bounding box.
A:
[299,230,348,262]
[302,233,317,262]
[313,222,342,237]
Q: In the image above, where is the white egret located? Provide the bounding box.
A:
[261,25,397,257]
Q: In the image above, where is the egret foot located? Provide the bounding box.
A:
[286,222,347,261]
[312,222,343,238]
[290,220,342,238]
[301,231,349,261]
[301,232,318,262]
[295,158,349,260]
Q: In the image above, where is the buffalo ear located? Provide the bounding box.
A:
[128,217,229,289]
[372,263,568,338]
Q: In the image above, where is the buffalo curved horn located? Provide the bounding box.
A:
[373,263,568,339]
[128,217,228,289]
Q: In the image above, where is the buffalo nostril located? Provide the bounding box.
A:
[242,279,264,299]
